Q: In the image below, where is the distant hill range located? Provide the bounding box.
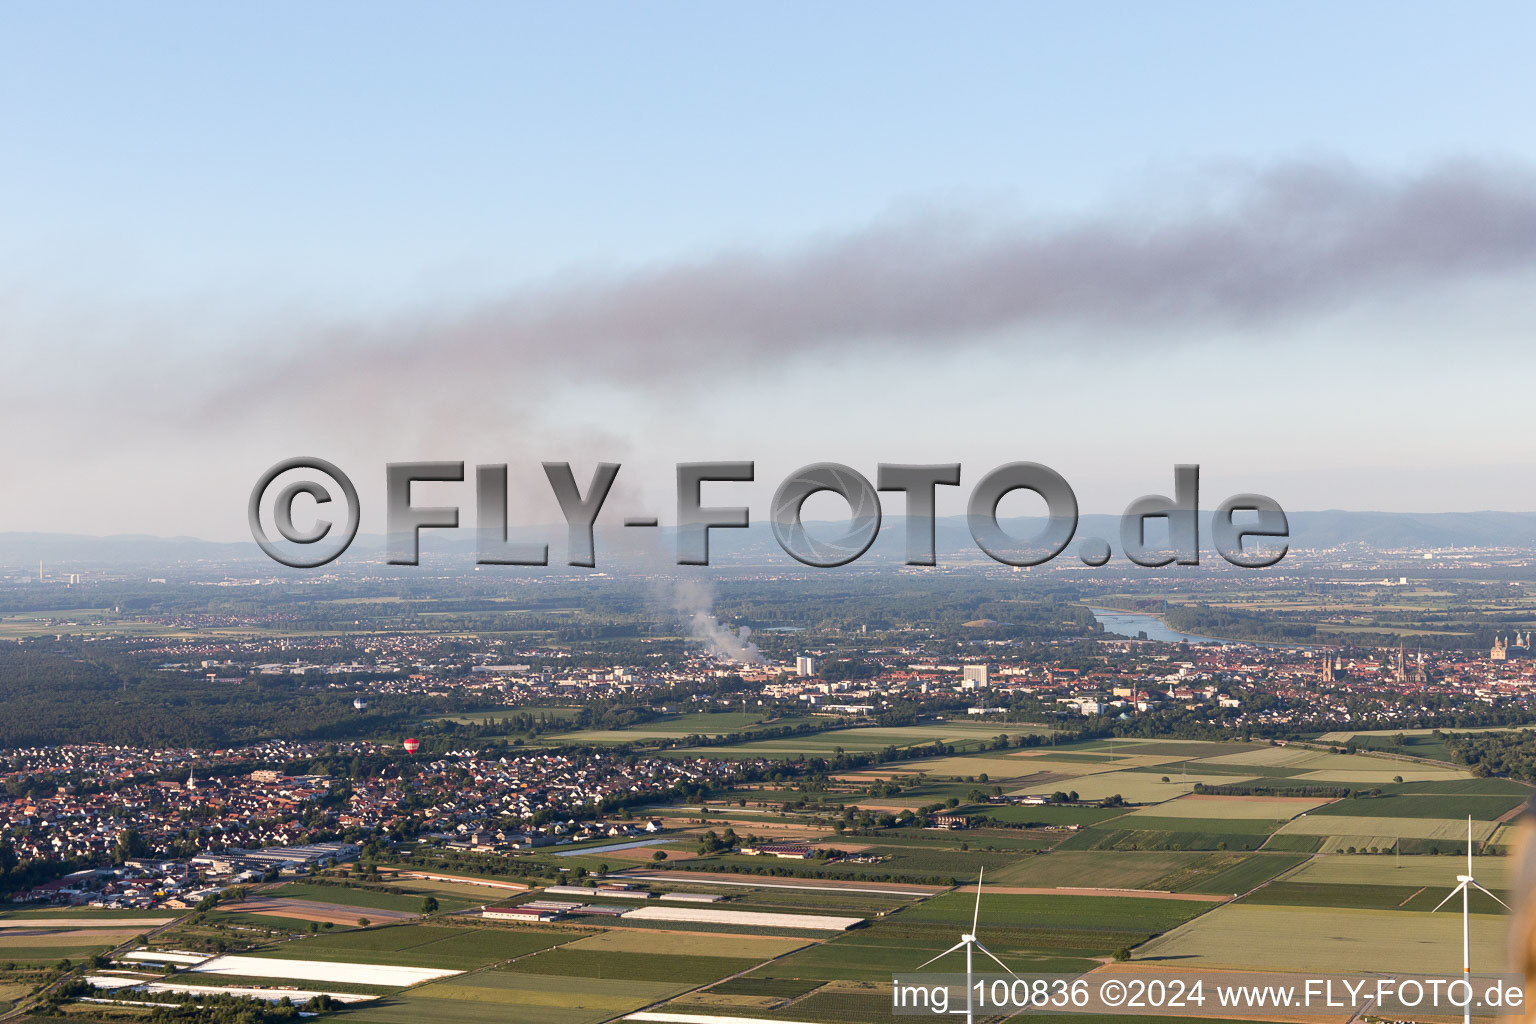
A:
[1277,510,1536,548]
[1,510,1534,569]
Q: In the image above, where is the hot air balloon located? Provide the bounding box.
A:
[402,738,420,754]
[353,698,368,711]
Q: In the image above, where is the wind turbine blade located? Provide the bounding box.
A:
[1472,881,1511,911]
[973,941,1022,979]
[916,940,968,970]
[1468,816,1474,875]
[973,867,984,938]
[1432,883,1467,913]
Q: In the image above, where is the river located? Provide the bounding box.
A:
[1088,608,1222,644]
[1088,607,1312,650]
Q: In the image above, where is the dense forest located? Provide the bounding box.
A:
[1445,731,1536,782]
[0,642,446,747]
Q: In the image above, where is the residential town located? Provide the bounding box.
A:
[1,740,762,902]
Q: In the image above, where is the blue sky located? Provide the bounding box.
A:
[4,4,1536,538]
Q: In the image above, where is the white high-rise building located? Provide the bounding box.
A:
[795,656,817,677]
[962,664,990,689]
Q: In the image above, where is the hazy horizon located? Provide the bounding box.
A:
[5,4,1536,539]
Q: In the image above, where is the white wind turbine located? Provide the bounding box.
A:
[916,868,1019,1024]
[1430,815,1508,1024]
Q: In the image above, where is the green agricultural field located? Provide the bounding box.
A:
[977,804,1134,826]
[893,891,1210,957]
[1182,852,1309,894]
[872,829,1050,853]
[1124,795,1329,819]
[622,710,774,731]
[988,850,1215,889]
[271,881,438,913]
[377,877,526,903]
[1293,767,1471,784]
[1286,853,1511,888]
[729,981,891,1023]
[562,929,809,959]
[877,830,1055,852]
[201,911,321,932]
[731,891,1204,989]
[675,721,1058,758]
[867,755,1049,779]
[0,932,135,963]
[432,706,582,725]
[1007,755,1181,775]
[992,759,1116,779]
[1135,903,1505,975]
[1240,881,1508,913]
[0,981,32,1004]
[1021,753,1188,770]
[1094,740,1266,757]
[259,922,580,969]
[1275,814,1496,841]
[1056,828,1269,853]
[708,976,823,997]
[0,931,126,948]
[858,780,990,807]
[1198,746,1337,768]
[748,927,1094,983]
[0,908,177,922]
[1133,764,1304,781]
[985,849,1296,893]
[1018,751,1123,763]
[560,711,781,744]
[1382,777,1533,796]
[890,753,1112,783]
[1020,770,1261,803]
[1305,792,1525,820]
[509,947,757,983]
[1193,747,1471,783]
[689,839,1040,882]
[1489,823,1522,849]
[1342,733,1457,762]
[339,972,685,1024]
[669,980,904,1024]
[1319,725,1536,742]
[1108,816,1285,835]
[0,944,118,964]
[1253,834,1323,852]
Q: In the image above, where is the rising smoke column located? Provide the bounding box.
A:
[668,577,765,665]
[688,609,764,666]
